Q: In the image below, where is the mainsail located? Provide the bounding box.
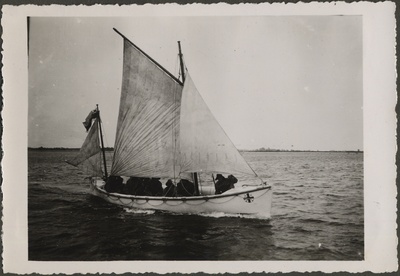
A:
[67,118,103,177]
[111,38,183,178]
[178,73,256,176]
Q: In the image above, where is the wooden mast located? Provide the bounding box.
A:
[178,41,200,196]
[96,104,108,179]
[178,41,185,82]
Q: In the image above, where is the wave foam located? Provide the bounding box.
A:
[123,208,155,215]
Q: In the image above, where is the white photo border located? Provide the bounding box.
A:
[2,2,397,274]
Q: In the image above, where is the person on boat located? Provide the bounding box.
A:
[130,177,161,196]
[228,174,238,185]
[139,178,152,196]
[105,175,124,193]
[124,177,145,195]
[148,178,163,196]
[163,179,177,197]
[176,179,195,196]
[215,174,237,194]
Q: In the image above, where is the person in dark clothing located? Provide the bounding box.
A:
[124,177,163,196]
[227,174,238,185]
[104,175,124,193]
[215,174,237,194]
[124,177,145,195]
[163,179,176,197]
[140,178,153,196]
[148,178,163,196]
[176,179,195,196]
[214,174,226,194]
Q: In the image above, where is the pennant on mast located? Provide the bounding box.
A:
[82,109,99,132]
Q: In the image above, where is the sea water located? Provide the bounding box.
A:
[28,150,363,260]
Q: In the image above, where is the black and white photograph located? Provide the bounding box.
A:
[2,2,397,274]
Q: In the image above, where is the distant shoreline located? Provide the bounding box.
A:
[27,147,363,153]
[243,149,363,153]
[28,147,114,151]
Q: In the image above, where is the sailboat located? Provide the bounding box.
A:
[68,28,272,218]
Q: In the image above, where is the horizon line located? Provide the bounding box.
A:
[27,146,364,153]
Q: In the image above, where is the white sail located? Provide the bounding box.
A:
[67,118,103,177]
[74,30,271,218]
[111,39,183,178]
[178,73,256,176]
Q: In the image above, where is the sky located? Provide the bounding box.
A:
[28,16,363,151]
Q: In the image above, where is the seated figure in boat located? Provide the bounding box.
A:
[176,179,195,197]
[163,179,177,197]
[147,178,163,196]
[105,175,124,193]
[215,174,238,194]
[124,177,145,195]
[124,177,163,196]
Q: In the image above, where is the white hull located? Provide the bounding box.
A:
[90,179,272,218]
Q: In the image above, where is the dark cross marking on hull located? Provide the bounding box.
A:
[243,193,254,203]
